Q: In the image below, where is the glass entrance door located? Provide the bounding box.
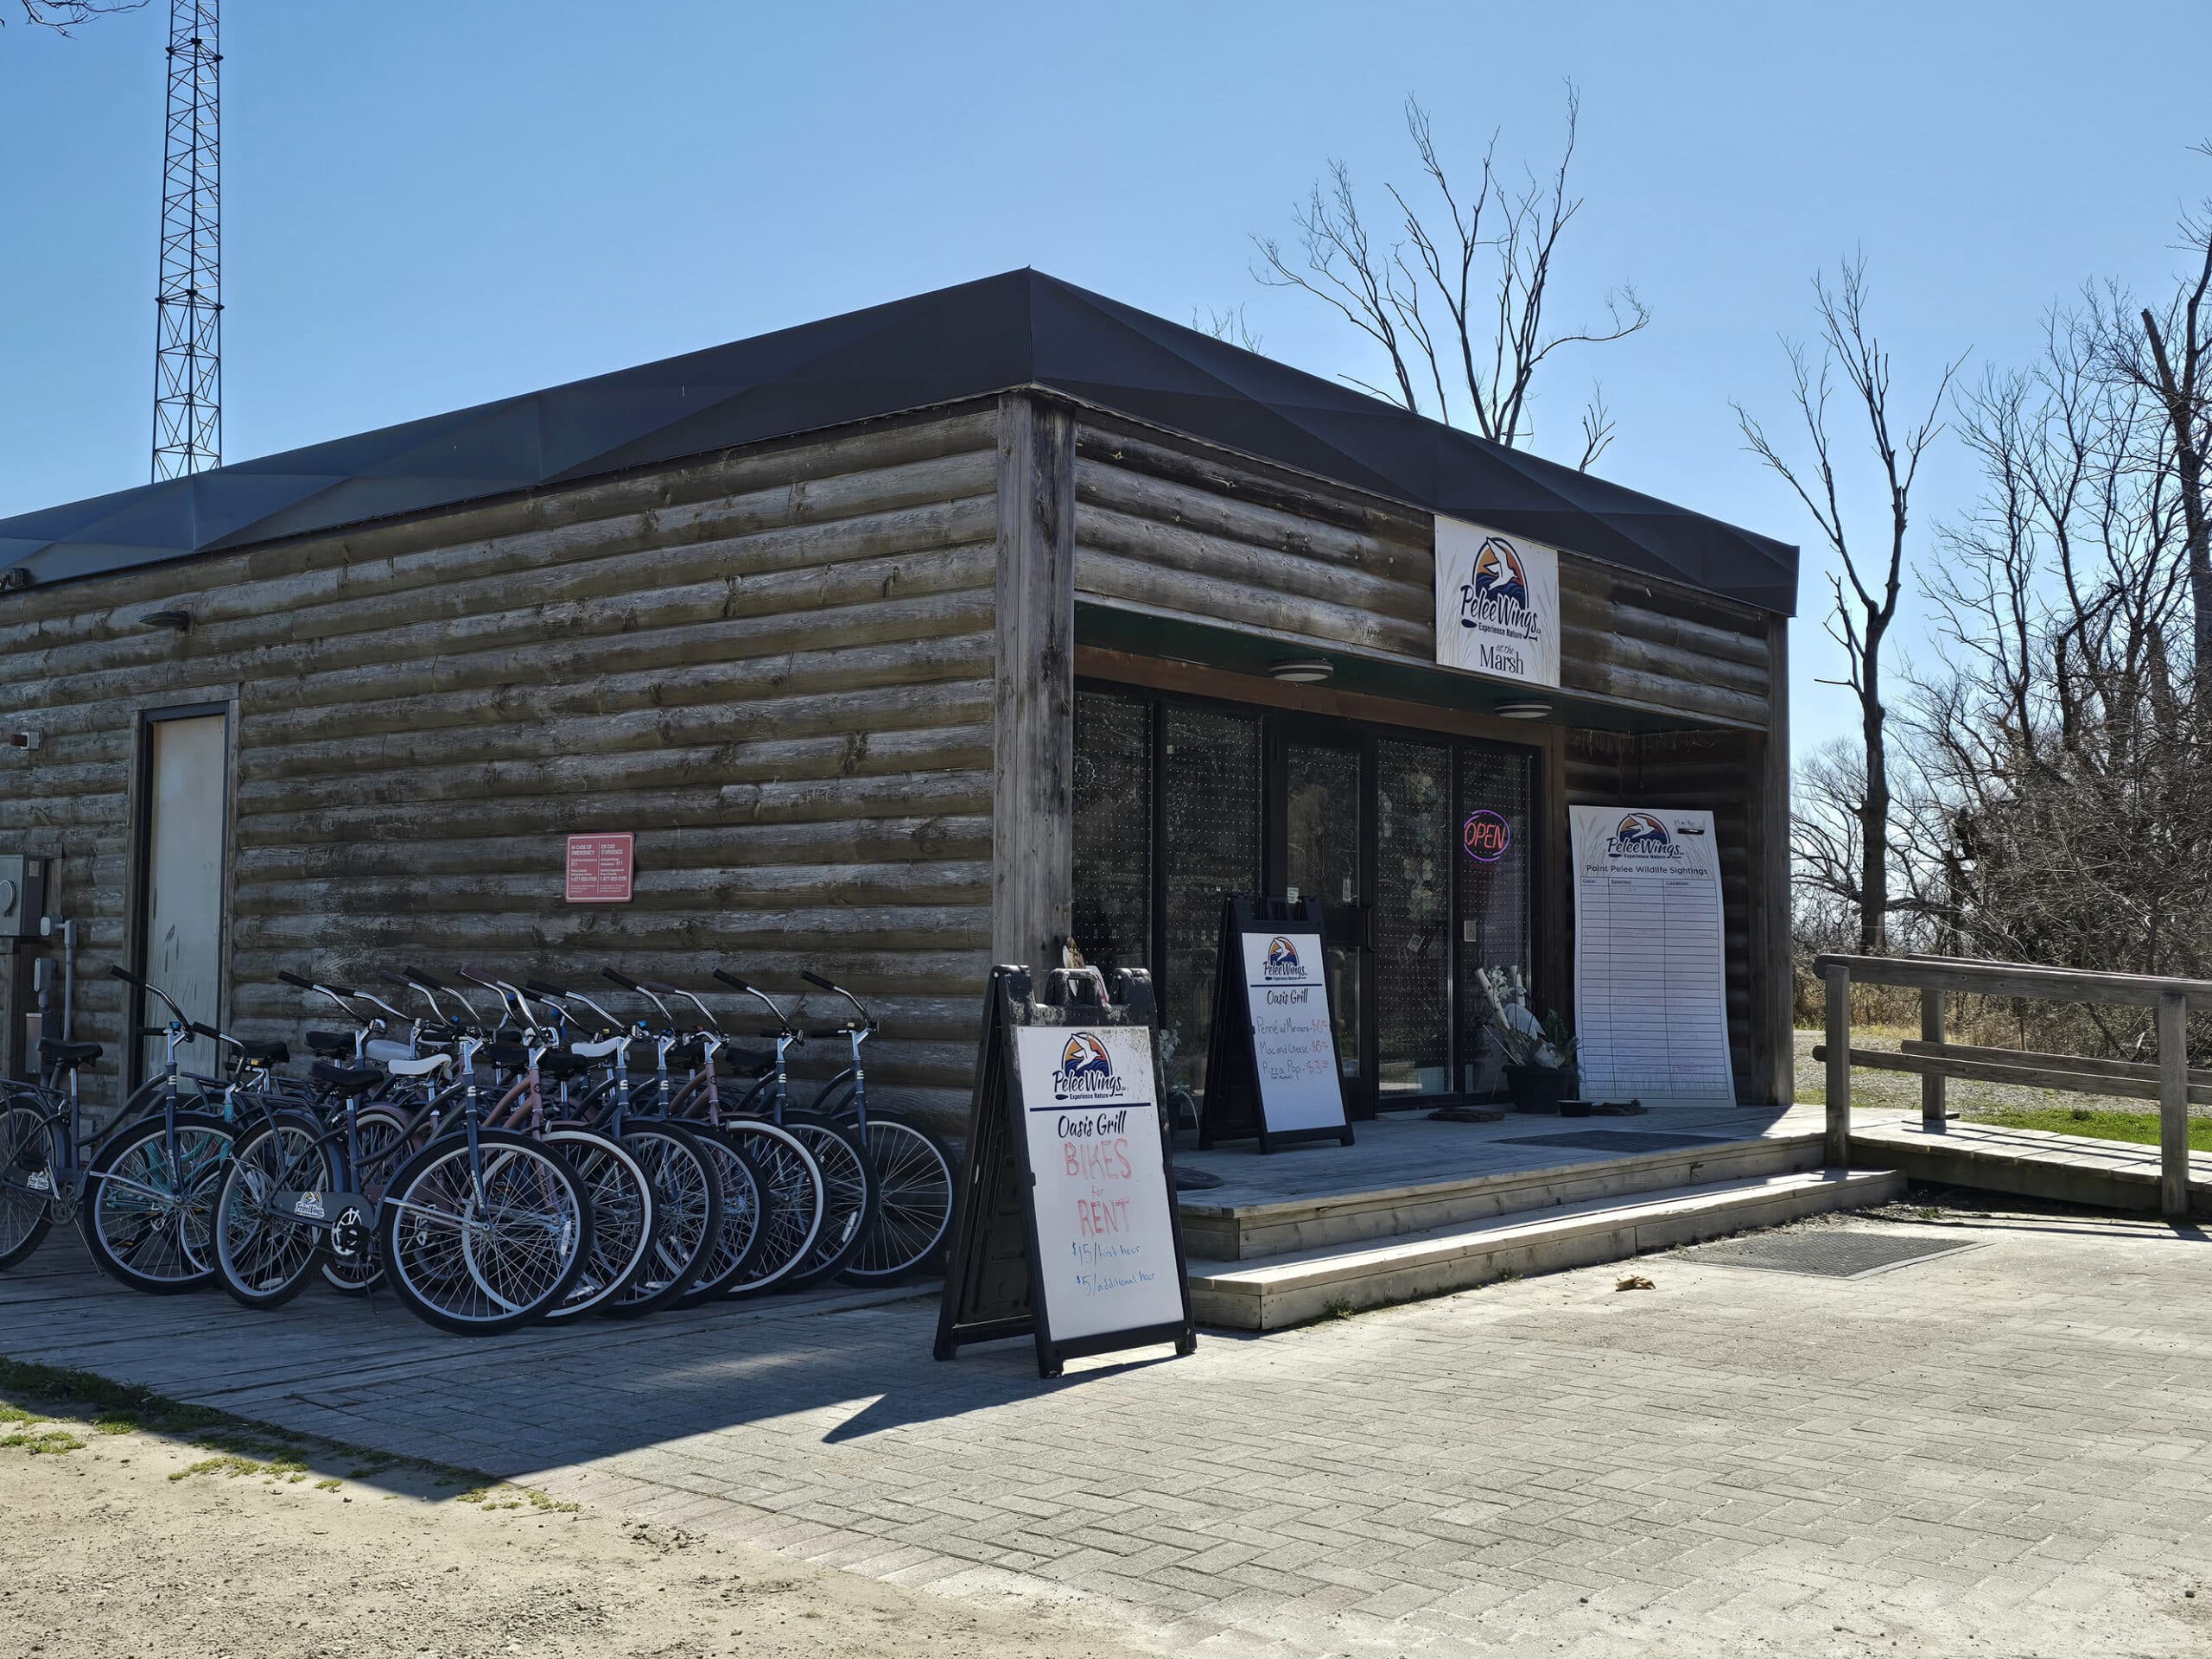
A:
[1277,732,1367,1109]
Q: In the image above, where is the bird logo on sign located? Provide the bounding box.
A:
[1471,537,1529,608]
[1059,1033,1114,1079]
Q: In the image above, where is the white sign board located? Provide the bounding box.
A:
[1236,931,1347,1135]
[1433,514,1562,689]
[1015,1024,1185,1343]
[1569,805,1735,1103]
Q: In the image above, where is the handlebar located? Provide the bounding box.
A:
[402,963,447,990]
[800,970,836,993]
[711,969,751,994]
[276,968,359,997]
[601,967,640,992]
[524,977,570,998]
[109,964,147,988]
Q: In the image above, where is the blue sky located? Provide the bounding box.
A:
[3,1,2208,750]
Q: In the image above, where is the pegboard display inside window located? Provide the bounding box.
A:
[1071,691,1153,982]
[1160,704,1262,1097]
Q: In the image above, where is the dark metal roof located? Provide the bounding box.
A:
[0,269,1798,614]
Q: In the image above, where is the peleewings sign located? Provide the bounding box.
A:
[1433,514,1561,689]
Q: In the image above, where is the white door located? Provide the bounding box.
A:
[140,714,227,1080]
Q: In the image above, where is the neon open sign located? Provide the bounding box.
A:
[1462,810,1511,862]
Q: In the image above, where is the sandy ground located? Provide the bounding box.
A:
[0,1410,1147,1659]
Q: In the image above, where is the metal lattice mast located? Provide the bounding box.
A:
[151,0,220,481]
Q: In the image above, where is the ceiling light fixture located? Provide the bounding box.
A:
[1494,699,1553,720]
[1268,657,1334,684]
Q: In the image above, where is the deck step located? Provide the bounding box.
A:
[1178,1129,1825,1261]
[1186,1166,1904,1330]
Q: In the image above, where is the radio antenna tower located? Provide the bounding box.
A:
[151,1,220,481]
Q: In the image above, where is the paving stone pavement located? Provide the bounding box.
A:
[4,1210,2212,1657]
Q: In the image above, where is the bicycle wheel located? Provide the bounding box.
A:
[717,1119,825,1298]
[837,1113,957,1286]
[376,1129,593,1336]
[213,1113,336,1311]
[0,1102,56,1269]
[320,1106,414,1296]
[80,1111,234,1294]
[601,1121,721,1319]
[670,1130,766,1308]
[774,1109,877,1291]
[540,1128,655,1322]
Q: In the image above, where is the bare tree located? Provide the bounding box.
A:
[1192,304,1264,353]
[5,0,148,31]
[2106,143,2212,702]
[1254,86,1647,468]
[1736,257,1964,954]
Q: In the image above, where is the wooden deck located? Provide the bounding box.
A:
[1852,1110,2212,1218]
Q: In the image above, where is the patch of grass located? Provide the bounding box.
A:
[1973,1106,2212,1152]
[0,1353,490,1498]
[454,1483,580,1514]
[1321,1297,1356,1321]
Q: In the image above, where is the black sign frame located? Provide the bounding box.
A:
[1197,894,1357,1154]
[933,963,1198,1380]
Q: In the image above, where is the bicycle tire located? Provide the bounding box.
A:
[716,1119,826,1299]
[376,1129,594,1336]
[669,1129,767,1308]
[212,1113,335,1311]
[0,1101,57,1269]
[836,1112,957,1286]
[601,1120,721,1319]
[772,1108,877,1291]
[539,1128,656,1321]
[79,1110,235,1294]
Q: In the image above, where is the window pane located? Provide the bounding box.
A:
[1071,690,1153,983]
[1456,742,1535,1097]
[1375,736,1452,1096]
[1160,703,1262,1099]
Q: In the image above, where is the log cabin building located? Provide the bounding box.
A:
[0,270,1796,1128]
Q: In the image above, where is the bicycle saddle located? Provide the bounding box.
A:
[569,1036,625,1060]
[721,1046,775,1073]
[385,1052,454,1079]
[38,1039,102,1069]
[536,1050,592,1083]
[311,1061,383,1095]
[483,1043,531,1070]
[235,1038,291,1066]
[305,1029,354,1058]
[667,1037,707,1069]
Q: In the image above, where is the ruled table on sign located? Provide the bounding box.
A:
[1569,806,1735,1103]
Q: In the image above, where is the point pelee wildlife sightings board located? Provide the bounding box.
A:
[934,964,1197,1379]
[1198,895,1355,1154]
[1569,805,1734,1104]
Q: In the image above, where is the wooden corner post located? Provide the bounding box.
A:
[1920,987,1946,1133]
[992,392,1077,973]
[2158,988,2189,1221]
[1824,961,1851,1167]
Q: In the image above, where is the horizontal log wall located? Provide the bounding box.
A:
[1071,418,1777,732]
[0,407,1002,1128]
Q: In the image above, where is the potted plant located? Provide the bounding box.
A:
[1474,966,1580,1112]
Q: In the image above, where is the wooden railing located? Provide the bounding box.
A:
[1813,953,2212,1219]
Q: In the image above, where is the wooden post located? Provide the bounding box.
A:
[2158,988,2189,1221]
[1920,987,1946,1133]
[990,392,1077,972]
[1750,615,1793,1106]
[1824,963,1851,1167]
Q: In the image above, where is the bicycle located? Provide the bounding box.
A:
[799,971,958,1286]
